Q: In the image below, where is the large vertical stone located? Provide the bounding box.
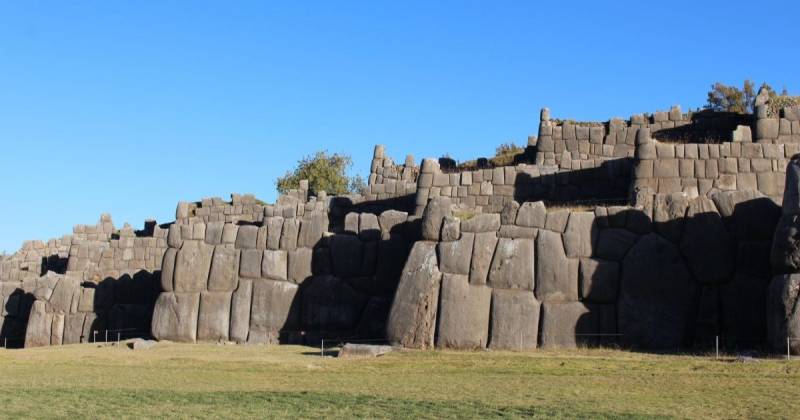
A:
[421,197,452,241]
[619,233,696,350]
[680,197,734,284]
[24,300,51,347]
[470,232,498,285]
[766,274,800,354]
[263,250,289,281]
[50,313,65,346]
[488,238,535,291]
[578,258,619,303]
[438,232,475,275]
[151,292,200,342]
[63,313,86,344]
[386,242,442,349]
[174,240,213,293]
[229,279,252,343]
[208,246,239,292]
[298,212,328,248]
[301,275,367,331]
[197,291,232,342]
[489,289,540,350]
[160,248,177,292]
[248,279,299,344]
[436,274,491,350]
[540,302,615,348]
[563,212,596,257]
[287,248,312,283]
[535,230,578,302]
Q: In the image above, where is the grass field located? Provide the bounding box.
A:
[0,342,798,419]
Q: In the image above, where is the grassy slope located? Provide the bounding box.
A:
[0,343,798,419]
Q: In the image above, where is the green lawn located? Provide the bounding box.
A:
[0,343,797,418]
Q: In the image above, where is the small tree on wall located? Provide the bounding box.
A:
[705,80,776,113]
[276,150,367,196]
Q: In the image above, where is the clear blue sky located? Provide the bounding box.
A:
[1,0,798,252]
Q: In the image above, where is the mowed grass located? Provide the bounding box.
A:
[0,343,798,419]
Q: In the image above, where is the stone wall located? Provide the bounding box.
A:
[151,202,419,344]
[754,104,800,144]
[366,145,418,201]
[767,155,800,354]
[0,215,169,348]
[632,128,791,202]
[388,191,779,351]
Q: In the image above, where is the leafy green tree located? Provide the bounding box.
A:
[706,80,775,113]
[276,151,366,196]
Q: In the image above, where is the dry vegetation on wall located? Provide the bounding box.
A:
[0,344,798,418]
[440,142,528,173]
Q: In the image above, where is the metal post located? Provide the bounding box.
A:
[117,332,121,345]
[105,330,108,342]
[93,331,97,343]
[715,335,719,359]
[788,338,791,361]
[321,339,324,357]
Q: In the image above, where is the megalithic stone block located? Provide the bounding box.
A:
[151,292,200,343]
[386,242,442,349]
[489,289,540,350]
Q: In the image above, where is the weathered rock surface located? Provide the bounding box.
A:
[151,292,200,342]
[338,343,394,358]
[438,232,475,275]
[619,233,696,350]
[488,238,535,291]
[436,274,491,349]
[174,240,213,292]
[579,258,619,303]
[539,302,615,348]
[766,274,800,354]
[489,289,540,350]
[386,242,442,349]
[197,291,232,342]
[680,197,734,284]
[535,230,578,301]
[248,279,299,344]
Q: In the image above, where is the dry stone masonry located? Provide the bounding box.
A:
[5,94,800,354]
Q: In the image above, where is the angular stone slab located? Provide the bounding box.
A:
[619,233,696,350]
[197,291,232,342]
[248,279,299,344]
[540,302,616,348]
[386,242,442,349]
[160,248,177,292]
[288,248,312,283]
[174,240,213,293]
[229,279,252,343]
[208,246,239,292]
[470,232,498,285]
[438,232,475,275]
[239,249,264,279]
[151,292,200,342]
[489,289,540,350]
[516,201,546,228]
[436,274,491,350]
[263,249,289,282]
[766,274,800,354]
[579,258,619,304]
[488,238,535,291]
[24,300,51,347]
[535,230,578,302]
[563,212,596,257]
[680,197,734,285]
